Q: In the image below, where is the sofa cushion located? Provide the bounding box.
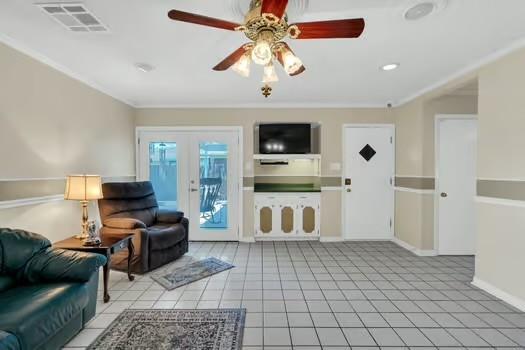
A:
[0,228,50,276]
[0,330,20,350]
[23,248,107,284]
[148,224,186,250]
[0,276,15,293]
[0,282,88,350]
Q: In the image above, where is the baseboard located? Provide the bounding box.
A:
[239,237,256,243]
[472,276,525,312]
[254,236,319,241]
[319,236,344,242]
[391,237,437,256]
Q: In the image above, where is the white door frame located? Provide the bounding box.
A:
[341,124,396,240]
[135,126,244,241]
[434,115,477,253]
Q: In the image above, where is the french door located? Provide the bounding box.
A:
[137,129,240,241]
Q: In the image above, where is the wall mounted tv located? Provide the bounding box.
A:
[259,123,311,154]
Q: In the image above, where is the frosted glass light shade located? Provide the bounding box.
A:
[232,54,251,77]
[64,175,103,201]
[262,63,279,83]
[282,51,303,75]
[251,39,272,65]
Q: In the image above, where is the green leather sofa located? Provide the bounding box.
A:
[0,228,107,350]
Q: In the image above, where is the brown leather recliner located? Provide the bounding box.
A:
[98,181,188,274]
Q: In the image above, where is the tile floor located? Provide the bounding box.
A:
[63,241,525,349]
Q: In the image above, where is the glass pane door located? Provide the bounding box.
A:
[199,142,228,229]
[189,131,239,241]
[149,142,178,209]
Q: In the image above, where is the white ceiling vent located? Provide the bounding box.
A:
[37,3,108,32]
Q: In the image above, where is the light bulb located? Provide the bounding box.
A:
[251,38,272,65]
[232,54,251,78]
[262,63,279,84]
[282,51,303,75]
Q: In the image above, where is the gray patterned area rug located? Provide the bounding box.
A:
[153,257,234,290]
[87,309,245,350]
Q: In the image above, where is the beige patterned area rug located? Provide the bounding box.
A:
[87,309,245,350]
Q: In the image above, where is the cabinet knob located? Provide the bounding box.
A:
[346,188,352,192]
[441,192,448,198]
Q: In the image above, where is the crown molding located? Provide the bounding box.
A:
[0,32,136,108]
[134,102,387,109]
[395,37,525,107]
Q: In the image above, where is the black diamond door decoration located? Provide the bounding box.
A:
[359,144,376,162]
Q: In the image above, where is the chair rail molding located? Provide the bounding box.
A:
[0,195,64,210]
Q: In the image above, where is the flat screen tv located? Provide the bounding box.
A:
[259,123,311,154]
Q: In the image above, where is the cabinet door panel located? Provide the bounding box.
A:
[281,206,295,234]
[260,206,273,234]
[302,206,316,234]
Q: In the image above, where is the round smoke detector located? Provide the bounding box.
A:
[230,0,309,22]
[403,0,447,21]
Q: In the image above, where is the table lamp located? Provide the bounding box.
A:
[64,175,103,239]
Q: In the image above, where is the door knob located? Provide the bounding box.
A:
[346,188,352,192]
[440,192,448,198]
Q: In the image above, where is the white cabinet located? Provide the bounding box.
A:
[254,193,320,239]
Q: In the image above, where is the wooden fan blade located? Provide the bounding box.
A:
[275,43,306,76]
[261,0,289,20]
[213,46,249,71]
[290,18,365,39]
[168,9,241,31]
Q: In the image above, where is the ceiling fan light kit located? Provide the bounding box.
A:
[168,0,365,97]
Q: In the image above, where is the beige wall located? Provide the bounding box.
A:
[0,42,135,242]
[394,99,425,177]
[475,47,525,302]
[135,108,393,238]
[320,190,341,238]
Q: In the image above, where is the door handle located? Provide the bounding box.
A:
[440,192,448,198]
[190,188,199,192]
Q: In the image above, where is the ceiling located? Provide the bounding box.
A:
[1,0,524,107]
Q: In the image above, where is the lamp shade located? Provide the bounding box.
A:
[64,175,103,201]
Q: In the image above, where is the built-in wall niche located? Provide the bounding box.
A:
[254,122,321,155]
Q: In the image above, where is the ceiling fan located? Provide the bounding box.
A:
[168,0,365,97]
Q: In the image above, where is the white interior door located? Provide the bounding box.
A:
[138,129,240,241]
[437,117,477,255]
[344,126,394,239]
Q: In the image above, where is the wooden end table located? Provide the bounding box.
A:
[54,234,135,303]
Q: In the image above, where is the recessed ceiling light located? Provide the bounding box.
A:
[381,63,399,71]
[135,63,154,73]
[404,2,436,21]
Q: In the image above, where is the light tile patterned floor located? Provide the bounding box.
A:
[64,241,525,349]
